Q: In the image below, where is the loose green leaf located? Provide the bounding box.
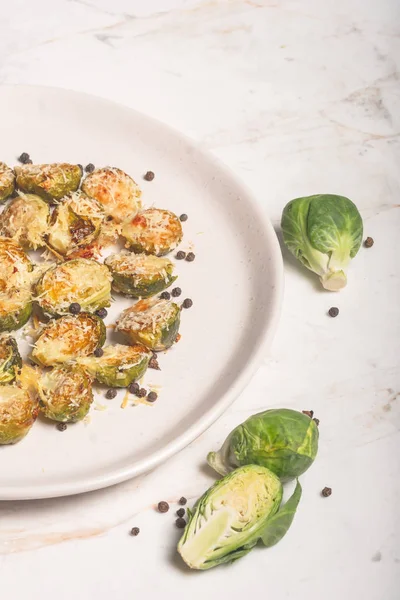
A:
[261,480,302,547]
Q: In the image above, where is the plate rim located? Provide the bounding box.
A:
[0,84,284,500]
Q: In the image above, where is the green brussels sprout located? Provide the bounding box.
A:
[0,193,50,249]
[15,163,82,204]
[281,194,363,291]
[121,208,183,256]
[47,192,105,256]
[0,238,33,332]
[0,334,22,385]
[77,343,151,387]
[32,312,106,367]
[116,297,181,351]
[81,167,141,223]
[208,409,319,481]
[0,162,15,202]
[105,251,177,298]
[0,383,38,444]
[0,293,32,333]
[35,258,112,317]
[38,365,93,423]
[178,465,284,570]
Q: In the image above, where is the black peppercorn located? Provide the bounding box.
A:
[93,347,104,357]
[106,389,117,399]
[85,163,95,173]
[69,303,81,314]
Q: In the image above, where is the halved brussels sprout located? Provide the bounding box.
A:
[0,162,15,202]
[35,258,112,316]
[0,383,38,444]
[121,209,183,256]
[116,297,181,351]
[38,365,93,423]
[82,167,141,223]
[15,163,82,204]
[0,193,50,249]
[32,312,106,367]
[77,343,151,387]
[0,292,32,333]
[105,251,177,298]
[0,334,22,384]
[47,191,105,256]
[0,238,33,332]
[178,465,283,570]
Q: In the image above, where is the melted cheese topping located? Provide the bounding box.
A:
[82,167,141,223]
[0,162,15,189]
[0,385,34,424]
[105,252,173,285]
[121,208,182,255]
[0,193,49,249]
[117,297,177,334]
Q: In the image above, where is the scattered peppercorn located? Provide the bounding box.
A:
[85,163,95,173]
[93,347,104,357]
[176,251,186,260]
[182,298,193,309]
[128,382,140,395]
[313,418,320,426]
[328,307,339,318]
[106,389,118,399]
[160,291,171,300]
[321,487,332,497]
[95,308,108,319]
[147,391,158,402]
[176,517,186,529]
[69,302,81,314]
[364,236,374,248]
[302,410,314,418]
[130,527,140,536]
[179,214,188,222]
[144,171,155,181]
[56,422,67,432]
[171,287,181,298]
[185,252,195,262]
[158,501,169,513]
[149,357,160,370]
[138,388,147,398]
[18,152,31,164]
[176,508,185,518]
[178,496,187,505]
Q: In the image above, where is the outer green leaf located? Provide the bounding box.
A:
[261,480,302,547]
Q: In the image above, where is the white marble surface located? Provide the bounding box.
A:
[1,1,400,598]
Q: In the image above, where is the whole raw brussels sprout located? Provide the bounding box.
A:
[105,251,177,298]
[121,208,183,256]
[38,365,93,423]
[35,258,112,317]
[15,163,82,204]
[0,193,50,249]
[281,194,363,291]
[208,409,319,481]
[82,167,141,223]
[0,334,22,385]
[116,297,181,351]
[0,162,15,202]
[32,312,106,367]
[77,343,151,387]
[47,191,105,256]
[0,383,38,444]
[0,238,33,332]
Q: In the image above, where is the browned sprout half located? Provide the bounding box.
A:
[15,163,82,204]
[0,193,50,249]
[38,365,93,423]
[0,162,15,203]
[82,167,141,223]
[0,238,33,332]
[121,208,183,256]
[0,381,38,444]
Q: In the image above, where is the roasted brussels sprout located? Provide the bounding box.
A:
[105,251,177,298]
[32,313,106,366]
[82,167,141,223]
[47,191,105,256]
[116,297,180,351]
[0,238,33,332]
[0,383,38,444]
[0,162,15,202]
[38,365,93,423]
[0,334,22,385]
[0,193,50,249]
[121,208,183,256]
[77,343,151,387]
[281,194,363,291]
[35,258,112,316]
[15,163,82,203]
[178,465,284,570]
[208,409,319,481]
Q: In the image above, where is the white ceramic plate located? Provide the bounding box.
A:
[0,85,283,500]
